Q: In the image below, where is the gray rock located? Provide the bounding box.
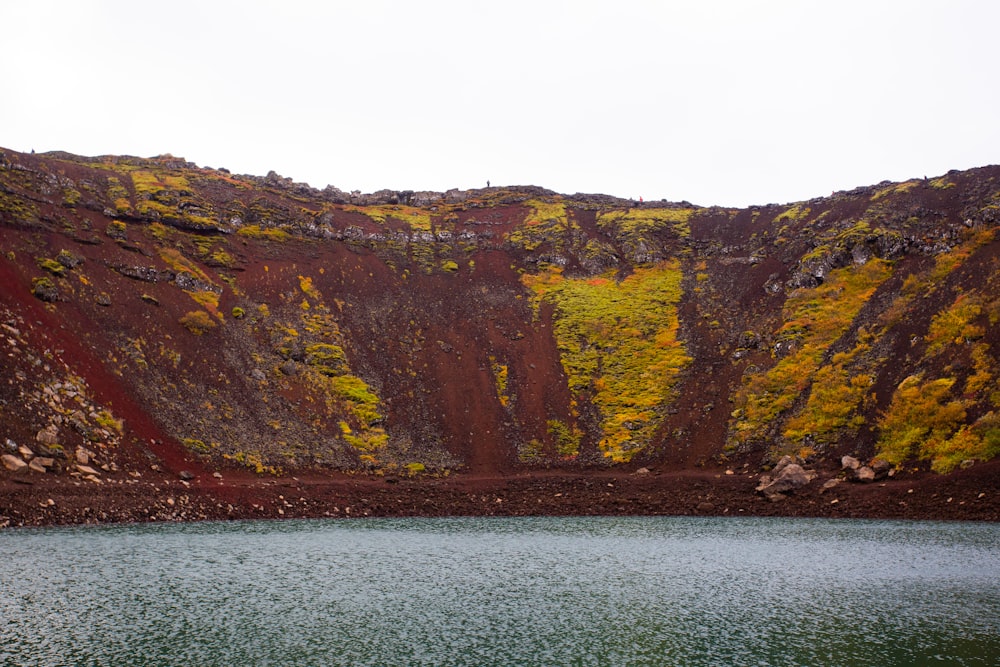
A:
[32,279,59,302]
[36,426,59,446]
[756,463,810,500]
[871,458,893,479]
[57,250,84,268]
[2,454,28,472]
[173,271,222,294]
[853,466,876,483]
[110,264,171,283]
[841,455,861,470]
[772,455,795,475]
[28,457,54,473]
[820,478,842,492]
[179,470,195,481]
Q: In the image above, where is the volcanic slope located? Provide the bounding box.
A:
[1,148,999,513]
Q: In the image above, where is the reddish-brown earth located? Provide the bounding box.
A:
[4,461,1000,527]
[1,148,999,527]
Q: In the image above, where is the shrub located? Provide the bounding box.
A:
[876,375,968,469]
[547,419,582,458]
[106,220,127,239]
[518,438,545,463]
[56,249,83,268]
[923,415,1000,474]
[731,260,891,449]
[36,257,66,276]
[31,277,58,302]
[179,310,217,335]
[305,343,347,375]
[182,438,212,455]
[925,294,985,354]
[95,409,124,434]
[298,275,321,299]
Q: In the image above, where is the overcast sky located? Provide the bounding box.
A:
[2,1,998,207]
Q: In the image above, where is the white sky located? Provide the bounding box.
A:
[2,1,998,207]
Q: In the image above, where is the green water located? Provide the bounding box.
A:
[1,516,998,666]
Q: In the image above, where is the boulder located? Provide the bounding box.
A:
[2,454,28,472]
[772,455,795,475]
[76,464,100,476]
[756,463,810,501]
[32,278,59,302]
[852,466,876,483]
[841,455,861,471]
[36,425,59,446]
[820,478,842,493]
[28,457,54,473]
[871,458,893,479]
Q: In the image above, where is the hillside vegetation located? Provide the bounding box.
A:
[1,148,999,484]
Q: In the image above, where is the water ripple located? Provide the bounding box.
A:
[2,517,998,666]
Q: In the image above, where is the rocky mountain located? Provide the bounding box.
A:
[1,147,998,523]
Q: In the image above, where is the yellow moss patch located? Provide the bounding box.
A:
[925,293,985,354]
[876,374,976,472]
[345,204,433,231]
[236,225,291,242]
[489,356,510,407]
[524,261,690,462]
[731,260,893,449]
[597,207,696,239]
[298,275,321,299]
[179,310,217,335]
[524,199,567,225]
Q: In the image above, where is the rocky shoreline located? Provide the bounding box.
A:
[3,458,999,528]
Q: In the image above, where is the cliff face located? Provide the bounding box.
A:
[1,148,999,483]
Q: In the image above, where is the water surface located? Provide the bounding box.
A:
[2,516,998,666]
